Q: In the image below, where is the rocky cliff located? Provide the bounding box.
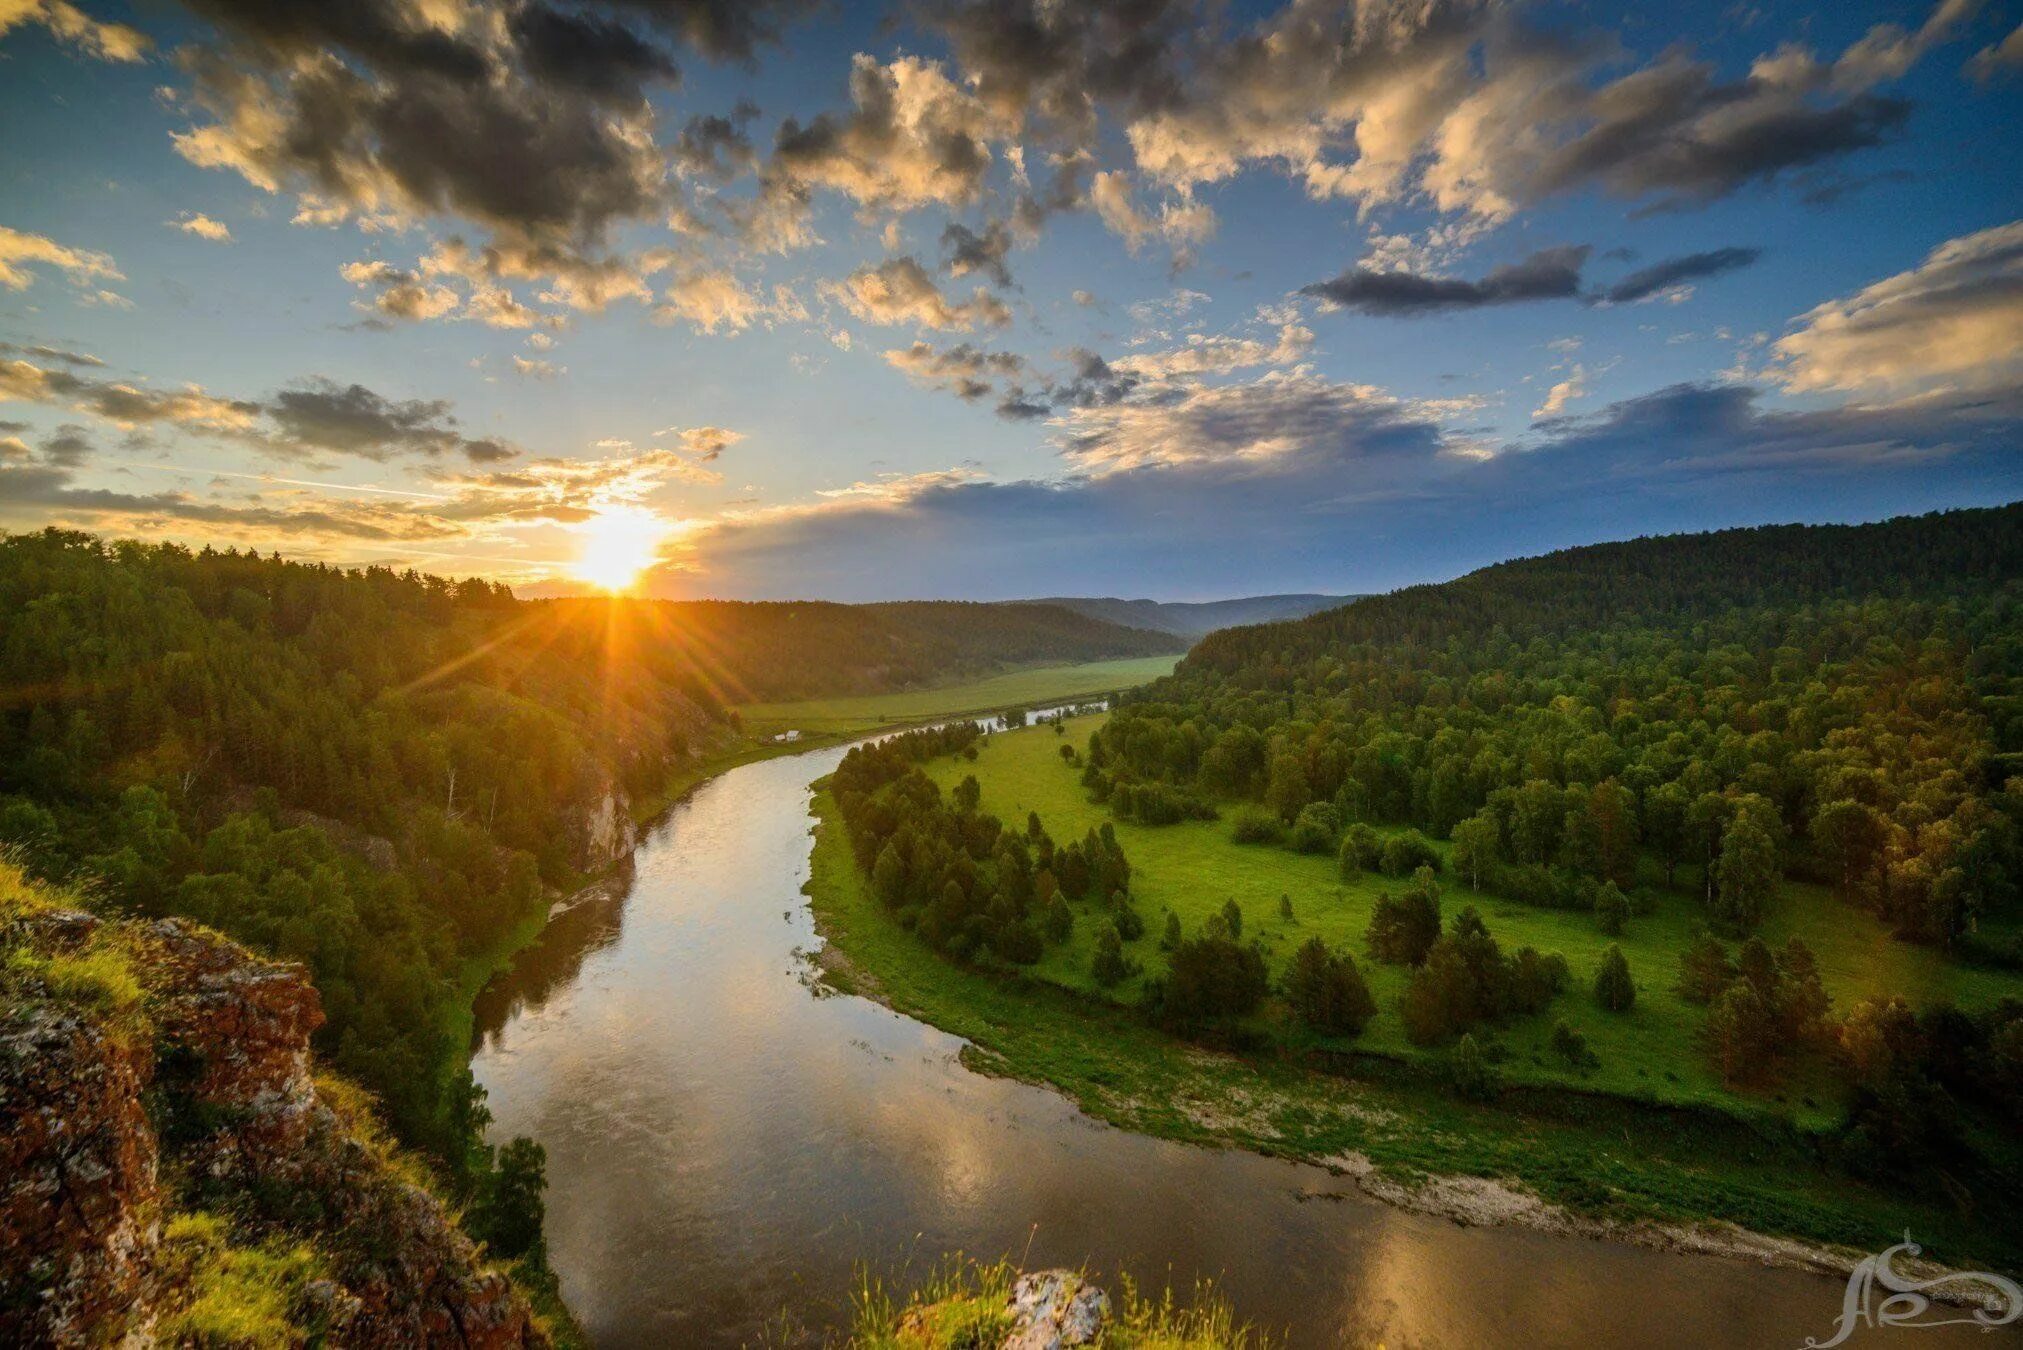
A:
[0,868,551,1347]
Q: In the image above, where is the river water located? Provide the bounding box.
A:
[470,733,2015,1348]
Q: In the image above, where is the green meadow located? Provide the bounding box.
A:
[919,714,2019,1130]
[804,783,2023,1269]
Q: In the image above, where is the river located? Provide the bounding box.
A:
[470,729,2015,1348]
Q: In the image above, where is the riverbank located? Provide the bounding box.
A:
[803,785,2023,1280]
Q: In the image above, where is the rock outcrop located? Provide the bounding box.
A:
[1,899,550,1348]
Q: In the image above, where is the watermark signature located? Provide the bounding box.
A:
[1801,1234,2022,1346]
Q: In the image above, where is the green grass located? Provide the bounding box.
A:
[737,656,1180,738]
[926,715,2019,1130]
[803,721,2023,1271]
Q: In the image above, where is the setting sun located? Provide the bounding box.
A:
[568,506,666,593]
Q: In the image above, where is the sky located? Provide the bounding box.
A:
[0,0,2019,601]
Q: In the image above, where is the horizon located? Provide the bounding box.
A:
[1,0,2019,601]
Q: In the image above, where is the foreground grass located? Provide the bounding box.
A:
[928,716,2019,1132]
[737,655,1180,738]
[806,787,2022,1272]
[848,1258,1273,1349]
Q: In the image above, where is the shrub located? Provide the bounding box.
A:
[1111,893,1146,941]
[1160,910,1182,950]
[1230,807,1283,846]
[1149,934,1269,1023]
[1278,893,1296,924]
[1338,823,1381,879]
[1449,1033,1500,1101]
[1594,944,1636,1012]
[1092,926,1130,987]
[1289,802,1340,854]
[1379,830,1441,877]
[1594,882,1629,936]
[1366,882,1441,966]
[1283,937,1376,1037]
[1550,1020,1598,1071]
[1042,895,1073,943]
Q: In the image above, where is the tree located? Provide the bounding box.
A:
[1379,830,1441,877]
[1043,894,1073,943]
[1550,1020,1597,1071]
[1642,782,1691,887]
[1594,944,1636,1012]
[1593,881,1629,936]
[953,774,981,813]
[1712,804,1778,935]
[1449,1033,1499,1101]
[1220,897,1243,940]
[1283,937,1376,1036]
[1091,925,1129,987]
[1160,910,1182,950]
[1449,811,1499,891]
[1290,801,1340,854]
[1111,892,1145,941]
[1366,881,1441,966]
[1338,822,1382,877]
[871,840,907,907]
[1705,980,1775,1083]
[1278,893,1296,924]
[1676,931,1734,1004]
[1811,799,1886,900]
[1150,934,1268,1022]
[476,1137,547,1261]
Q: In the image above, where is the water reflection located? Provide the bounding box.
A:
[470,738,2015,1349]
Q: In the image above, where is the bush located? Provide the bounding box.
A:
[1160,910,1182,950]
[1042,895,1073,943]
[1230,807,1283,846]
[1379,830,1442,877]
[1449,1033,1500,1101]
[1550,1020,1598,1071]
[1148,934,1269,1023]
[1337,823,1381,879]
[1366,879,1441,966]
[1283,937,1376,1036]
[1111,893,1146,941]
[1594,944,1636,1012]
[1594,882,1629,936]
[1289,802,1340,854]
[1092,926,1131,987]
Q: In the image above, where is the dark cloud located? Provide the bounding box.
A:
[584,0,819,63]
[0,342,105,368]
[506,5,680,105]
[1597,247,1762,304]
[883,340,1030,403]
[266,380,516,462]
[1302,246,1590,316]
[941,220,1014,286]
[672,102,760,182]
[39,425,93,468]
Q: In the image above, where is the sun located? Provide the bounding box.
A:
[568,506,666,593]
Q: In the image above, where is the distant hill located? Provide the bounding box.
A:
[574,598,1187,701]
[1025,593,1361,638]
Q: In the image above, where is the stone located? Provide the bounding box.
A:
[1004,1270,1110,1350]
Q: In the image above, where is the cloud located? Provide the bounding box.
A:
[1108,324,1314,379]
[0,225,122,292]
[883,340,1030,402]
[671,102,760,182]
[0,0,148,61]
[667,425,743,460]
[341,259,461,321]
[1303,246,1589,316]
[1770,219,2023,395]
[654,266,768,333]
[1089,171,1215,261]
[941,219,1014,287]
[1,354,516,463]
[1968,23,2023,80]
[1597,247,1761,304]
[171,213,235,243]
[0,341,103,368]
[511,356,561,379]
[1533,364,1586,419]
[765,53,1010,231]
[825,256,1011,330]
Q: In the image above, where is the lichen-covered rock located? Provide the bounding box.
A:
[577,786,638,871]
[0,1003,160,1346]
[1,903,549,1348]
[1004,1270,1110,1350]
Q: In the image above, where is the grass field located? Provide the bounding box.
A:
[804,787,2021,1269]
[920,715,2021,1131]
[736,656,1180,738]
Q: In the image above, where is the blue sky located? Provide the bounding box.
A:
[0,0,2018,599]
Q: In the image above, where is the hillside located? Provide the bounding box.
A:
[577,598,1184,702]
[1,864,555,1346]
[1024,593,1360,638]
[812,506,2023,1261]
